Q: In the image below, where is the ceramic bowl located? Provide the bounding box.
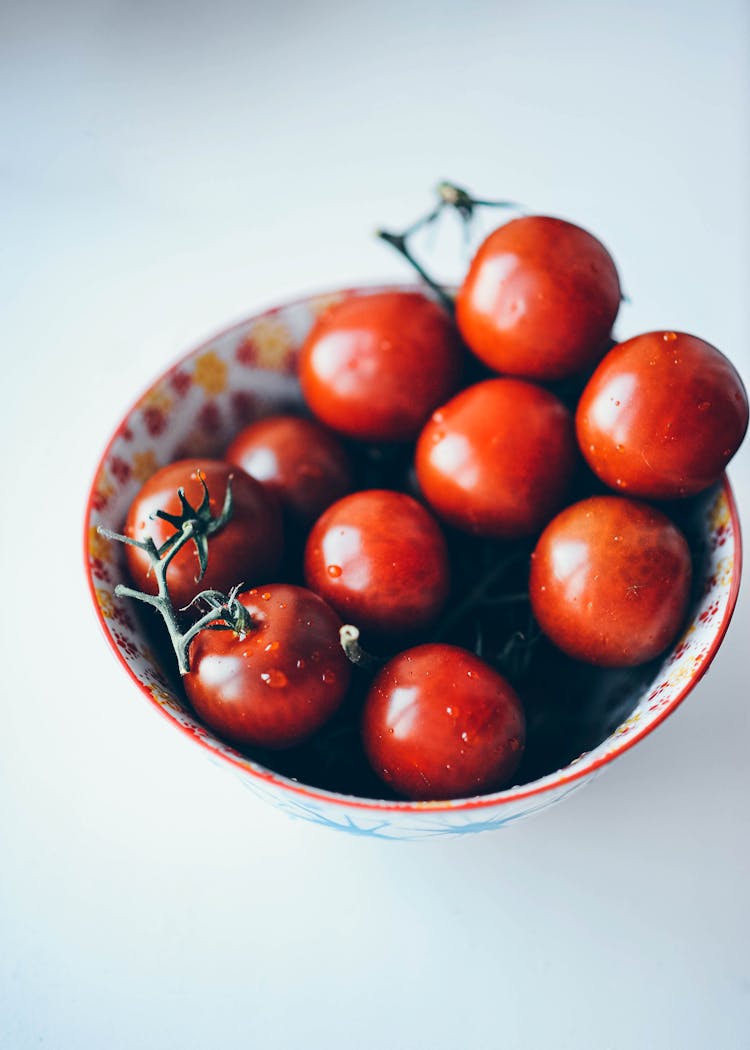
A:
[84,284,743,839]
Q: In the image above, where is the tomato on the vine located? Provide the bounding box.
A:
[415,378,578,539]
[455,215,621,380]
[529,495,692,667]
[361,643,525,800]
[124,460,282,609]
[304,489,450,636]
[576,331,749,499]
[184,584,351,749]
[298,291,463,442]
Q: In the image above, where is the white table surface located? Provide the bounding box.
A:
[2,2,749,1047]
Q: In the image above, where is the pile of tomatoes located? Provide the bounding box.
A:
[118,209,748,802]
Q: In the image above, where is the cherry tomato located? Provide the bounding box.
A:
[455,216,621,380]
[298,291,463,442]
[184,584,351,749]
[304,489,450,636]
[125,460,282,609]
[225,414,352,524]
[415,378,578,539]
[529,496,692,667]
[361,643,525,800]
[576,331,749,499]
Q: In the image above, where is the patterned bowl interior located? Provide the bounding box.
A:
[84,285,742,837]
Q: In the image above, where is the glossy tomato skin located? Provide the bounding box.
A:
[576,331,749,499]
[455,216,621,381]
[415,378,578,539]
[184,584,351,749]
[125,460,283,609]
[529,496,692,667]
[362,644,525,801]
[298,291,463,442]
[303,490,450,636]
[225,415,352,524]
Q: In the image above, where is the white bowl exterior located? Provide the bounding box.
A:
[85,286,741,839]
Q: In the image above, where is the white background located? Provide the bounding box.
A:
[2,1,749,1047]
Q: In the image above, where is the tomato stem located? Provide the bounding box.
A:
[339,624,383,672]
[377,180,519,311]
[98,476,249,674]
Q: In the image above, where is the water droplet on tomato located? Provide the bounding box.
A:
[431,430,445,443]
[261,669,288,688]
[296,658,306,669]
[616,443,624,452]
[264,641,279,652]
[327,564,343,578]
[311,651,321,662]
[261,591,271,601]
[466,669,478,679]
[663,331,677,342]
[698,401,711,412]
[432,410,445,424]
[461,731,469,743]
[322,671,336,685]
[509,737,521,751]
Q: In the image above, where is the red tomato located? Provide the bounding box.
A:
[125,460,282,609]
[225,415,352,524]
[415,378,578,539]
[298,291,463,442]
[304,490,450,636]
[529,496,692,667]
[361,643,525,800]
[455,216,621,380]
[576,331,749,499]
[184,584,351,749]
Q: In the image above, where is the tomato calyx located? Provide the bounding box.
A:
[99,475,251,674]
[377,180,519,312]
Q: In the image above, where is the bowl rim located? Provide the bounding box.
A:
[83,283,745,815]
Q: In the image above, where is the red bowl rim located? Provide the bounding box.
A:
[83,284,745,815]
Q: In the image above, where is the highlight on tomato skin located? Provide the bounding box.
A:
[225,414,353,525]
[183,584,352,750]
[415,378,579,540]
[528,495,693,668]
[298,290,464,443]
[576,331,750,500]
[361,643,526,801]
[455,215,622,381]
[124,459,283,609]
[303,489,451,637]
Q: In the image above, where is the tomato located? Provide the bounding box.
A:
[303,489,450,636]
[576,331,749,499]
[298,291,463,442]
[184,584,351,749]
[529,496,692,667]
[225,414,352,524]
[455,216,621,380]
[415,378,578,539]
[125,460,282,609]
[361,643,525,800]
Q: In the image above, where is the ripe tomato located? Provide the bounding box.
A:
[455,216,621,380]
[184,584,351,749]
[576,331,749,499]
[298,291,463,442]
[225,414,352,524]
[361,643,525,800]
[415,378,578,539]
[303,489,450,636]
[529,496,692,667]
[125,460,282,609]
